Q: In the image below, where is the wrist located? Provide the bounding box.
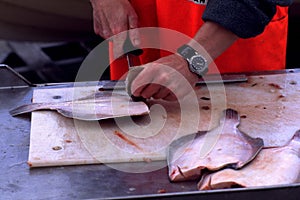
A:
[177,44,209,77]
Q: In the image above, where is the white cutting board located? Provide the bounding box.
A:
[28,73,300,167]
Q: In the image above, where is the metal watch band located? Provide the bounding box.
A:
[177,44,197,60]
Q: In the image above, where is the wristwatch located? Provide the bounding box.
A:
[177,44,208,77]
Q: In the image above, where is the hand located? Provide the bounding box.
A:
[131,54,199,101]
[90,0,140,57]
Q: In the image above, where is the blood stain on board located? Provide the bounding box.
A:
[268,83,283,89]
[27,161,33,167]
[52,146,62,151]
[114,130,143,151]
[157,189,167,193]
[201,106,210,110]
[278,94,286,100]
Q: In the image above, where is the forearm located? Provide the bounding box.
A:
[188,21,238,64]
[187,0,292,63]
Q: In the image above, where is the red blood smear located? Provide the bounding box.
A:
[114,130,143,151]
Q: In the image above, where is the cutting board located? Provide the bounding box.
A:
[27,73,300,167]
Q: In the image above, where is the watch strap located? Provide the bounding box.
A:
[177,44,197,60]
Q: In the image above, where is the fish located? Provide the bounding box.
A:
[198,130,300,190]
[167,108,264,182]
[9,91,150,121]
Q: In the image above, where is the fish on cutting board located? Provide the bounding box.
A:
[198,130,300,190]
[168,109,264,182]
[9,91,149,121]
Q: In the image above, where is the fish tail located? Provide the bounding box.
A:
[9,103,46,116]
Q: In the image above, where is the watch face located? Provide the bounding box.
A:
[191,56,206,71]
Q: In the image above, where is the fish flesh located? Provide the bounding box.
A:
[198,130,300,190]
[9,91,150,121]
[168,108,264,182]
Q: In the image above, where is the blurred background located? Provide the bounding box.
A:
[0,0,299,84]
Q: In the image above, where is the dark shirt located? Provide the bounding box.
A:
[202,0,293,38]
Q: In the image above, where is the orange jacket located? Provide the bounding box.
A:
[110,0,289,80]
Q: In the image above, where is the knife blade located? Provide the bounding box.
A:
[196,74,248,85]
[102,74,248,91]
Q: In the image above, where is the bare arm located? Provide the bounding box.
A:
[188,21,238,64]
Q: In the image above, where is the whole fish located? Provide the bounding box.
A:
[9,91,150,121]
[168,108,264,182]
[198,130,300,190]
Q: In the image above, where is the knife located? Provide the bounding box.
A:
[122,36,146,101]
[102,74,248,90]
[196,74,248,85]
[123,36,143,69]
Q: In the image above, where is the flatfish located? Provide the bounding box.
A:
[198,130,300,190]
[168,109,263,182]
[9,91,149,121]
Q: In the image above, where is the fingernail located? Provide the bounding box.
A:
[133,39,140,46]
[103,30,109,37]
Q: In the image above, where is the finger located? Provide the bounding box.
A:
[102,10,128,38]
[131,82,148,98]
[93,20,101,36]
[105,5,129,35]
[129,28,140,47]
[110,18,128,35]
[128,13,140,47]
[99,11,113,38]
[163,92,178,101]
[131,66,154,97]
[112,31,127,59]
[92,9,102,36]
[152,86,171,99]
[138,83,161,99]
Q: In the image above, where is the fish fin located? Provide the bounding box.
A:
[9,103,46,116]
[167,131,206,167]
[292,130,300,142]
[236,131,264,168]
[219,109,240,128]
[224,108,240,122]
[197,172,212,190]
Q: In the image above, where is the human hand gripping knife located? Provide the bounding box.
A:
[124,43,248,100]
[123,37,146,101]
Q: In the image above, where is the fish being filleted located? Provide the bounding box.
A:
[198,130,300,190]
[167,108,264,182]
[9,91,150,121]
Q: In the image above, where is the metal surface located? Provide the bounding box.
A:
[1,67,300,199]
[0,64,33,88]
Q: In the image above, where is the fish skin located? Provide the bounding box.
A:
[9,91,150,121]
[167,108,264,182]
[198,130,300,190]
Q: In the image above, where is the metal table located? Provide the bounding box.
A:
[1,64,300,200]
